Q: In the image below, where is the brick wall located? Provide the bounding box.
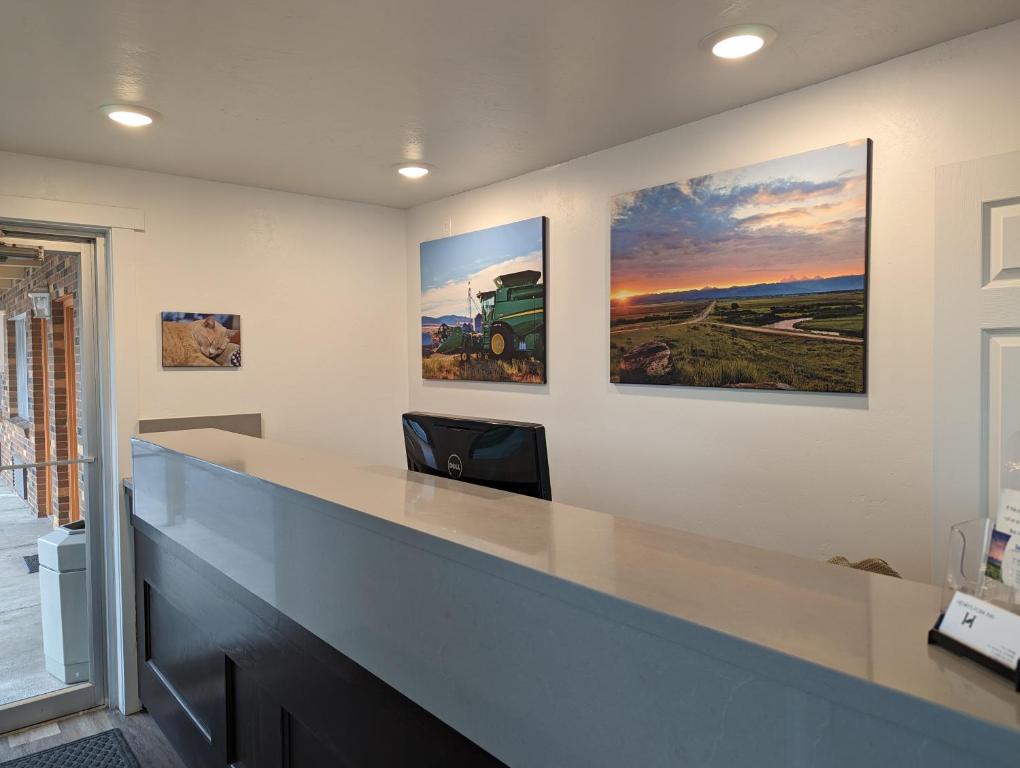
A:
[0,252,86,523]
[50,298,77,521]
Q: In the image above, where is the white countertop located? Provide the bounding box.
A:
[130,428,1020,740]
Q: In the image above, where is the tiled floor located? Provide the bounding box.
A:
[0,484,64,707]
[0,708,185,767]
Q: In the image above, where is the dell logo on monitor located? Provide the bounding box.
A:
[447,453,463,478]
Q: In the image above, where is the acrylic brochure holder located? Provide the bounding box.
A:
[927,517,1020,690]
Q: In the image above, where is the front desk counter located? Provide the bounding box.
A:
[130,430,1020,768]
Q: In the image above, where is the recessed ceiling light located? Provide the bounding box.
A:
[396,163,431,179]
[99,104,160,127]
[701,24,777,59]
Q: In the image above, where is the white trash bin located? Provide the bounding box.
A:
[37,520,90,684]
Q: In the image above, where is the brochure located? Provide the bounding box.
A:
[986,488,1020,588]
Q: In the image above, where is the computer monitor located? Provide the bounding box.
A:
[402,412,552,501]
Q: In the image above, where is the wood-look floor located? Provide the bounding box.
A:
[0,707,184,767]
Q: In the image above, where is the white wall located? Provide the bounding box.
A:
[2,21,1017,589]
[0,151,407,713]
[0,151,409,474]
[407,21,1020,582]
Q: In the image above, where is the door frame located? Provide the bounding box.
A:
[0,220,117,734]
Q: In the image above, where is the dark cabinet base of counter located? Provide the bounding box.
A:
[133,521,505,768]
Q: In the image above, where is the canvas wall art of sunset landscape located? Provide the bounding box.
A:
[610,140,871,392]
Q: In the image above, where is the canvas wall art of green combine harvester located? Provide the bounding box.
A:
[428,269,544,363]
[419,216,547,383]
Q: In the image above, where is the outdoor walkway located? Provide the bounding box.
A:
[0,485,65,707]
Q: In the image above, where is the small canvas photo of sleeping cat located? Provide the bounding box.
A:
[161,312,242,368]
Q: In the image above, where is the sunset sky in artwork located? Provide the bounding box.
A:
[610,141,869,300]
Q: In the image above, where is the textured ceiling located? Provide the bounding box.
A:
[3,0,1019,208]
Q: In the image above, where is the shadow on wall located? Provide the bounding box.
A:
[610,382,870,410]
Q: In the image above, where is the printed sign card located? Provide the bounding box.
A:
[940,592,1020,670]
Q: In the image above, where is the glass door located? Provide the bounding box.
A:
[0,230,107,734]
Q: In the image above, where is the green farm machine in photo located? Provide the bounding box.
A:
[433,270,544,360]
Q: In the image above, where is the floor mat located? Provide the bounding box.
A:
[0,729,140,768]
[22,555,39,574]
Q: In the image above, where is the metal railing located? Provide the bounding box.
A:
[0,457,95,472]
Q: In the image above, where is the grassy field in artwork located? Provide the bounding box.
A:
[609,290,865,391]
[422,353,544,383]
[610,299,713,327]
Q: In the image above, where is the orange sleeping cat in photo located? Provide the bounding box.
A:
[161,316,230,367]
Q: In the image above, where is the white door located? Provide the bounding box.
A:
[934,150,1020,581]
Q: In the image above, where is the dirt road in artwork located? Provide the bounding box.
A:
[687,300,716,324]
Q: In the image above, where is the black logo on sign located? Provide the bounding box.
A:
[447,454,463,478]
[962,612,976,628]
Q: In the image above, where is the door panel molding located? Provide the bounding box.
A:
[985,332,1020,519]
[984,197,1020,287]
